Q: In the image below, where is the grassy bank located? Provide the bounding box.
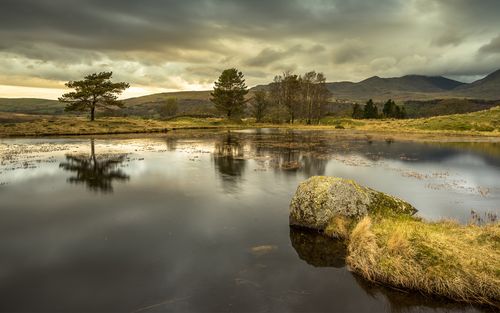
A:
[0,106,499,137]
[321,106,500,135]
[342,215,500,307]
[0,115,248,137]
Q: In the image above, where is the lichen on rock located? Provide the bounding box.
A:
[289,176,417,234]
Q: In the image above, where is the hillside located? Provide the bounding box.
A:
[254,69,500,102]
[0,69,498,117]
[121,90,214,117]
[452,69,500,99]
[0,98,65,115]
[327,75,465,101]
[403,99,500,118]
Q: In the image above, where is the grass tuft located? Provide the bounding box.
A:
[346,216,500,307]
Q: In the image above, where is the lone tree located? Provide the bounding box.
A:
[59,72,129,121]
[210,68,248,119]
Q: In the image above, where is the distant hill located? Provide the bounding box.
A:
[0,69,498,117]
[326,75,468,102]
[0,98,64,115]
[403,99,500,118]
[121,90,213,117]
[452,69,500,99]
[253,69,499,102]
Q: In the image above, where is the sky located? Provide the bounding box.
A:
[1,0,500,99]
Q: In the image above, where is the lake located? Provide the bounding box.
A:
[0,129,498,312]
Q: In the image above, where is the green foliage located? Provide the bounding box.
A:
[59,72,129,121]
[210,68,249,119]
[352,103,364,119]
[157,98,178,118]
[382,99,397,117]
[383,99,406,119]
[363,99,379,119]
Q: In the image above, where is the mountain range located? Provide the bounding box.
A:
[0,69,498,117]
[325,69,500,102]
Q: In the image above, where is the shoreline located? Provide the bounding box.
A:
[1,107,500,140]
[1,125,500,143]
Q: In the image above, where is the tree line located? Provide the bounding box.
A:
[59,69,406,122]
[210,68,331,124]
[352,99,407,119]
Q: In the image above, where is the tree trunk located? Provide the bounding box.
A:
[90,105,95,121]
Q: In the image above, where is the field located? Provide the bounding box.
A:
[321,106,500,135]
[0,106,499,137]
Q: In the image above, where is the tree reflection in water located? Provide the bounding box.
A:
[252,131,328,176]
[213,132,246,192]
[59,139,130,193]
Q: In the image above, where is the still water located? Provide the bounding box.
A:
[0,129,499,312]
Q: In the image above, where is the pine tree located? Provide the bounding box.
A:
[352,103,364,119]
[363,99,378,119]
[210,68,249,119]
[59,72,129,121]
[397,106,407,119]
[383,99,397,118]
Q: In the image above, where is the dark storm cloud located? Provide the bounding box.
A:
[0,0,403,53]
[479,35,500,55]
[245,48,288,67]
[0,0,499,94]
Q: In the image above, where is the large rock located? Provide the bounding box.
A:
[289,176,416,231]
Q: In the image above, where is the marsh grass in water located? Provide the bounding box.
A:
[344,216,500,307]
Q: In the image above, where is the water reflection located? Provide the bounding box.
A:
[289,227,486,313]
[0,132,497,312]
[59,139,130,193]
[213,132,247,191]
[289,226,346,268]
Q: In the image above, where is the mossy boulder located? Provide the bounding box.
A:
[289,176,417,232]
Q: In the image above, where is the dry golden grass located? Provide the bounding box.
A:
[1,106,500,137]
[324,216,351,239]
[0,116,247,137]
[347,216,500,307]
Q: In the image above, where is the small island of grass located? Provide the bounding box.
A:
[290,176,500,308]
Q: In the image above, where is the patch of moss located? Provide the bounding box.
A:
[367,192,417,218]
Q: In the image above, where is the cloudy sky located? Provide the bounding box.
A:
[1,0,499,99]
